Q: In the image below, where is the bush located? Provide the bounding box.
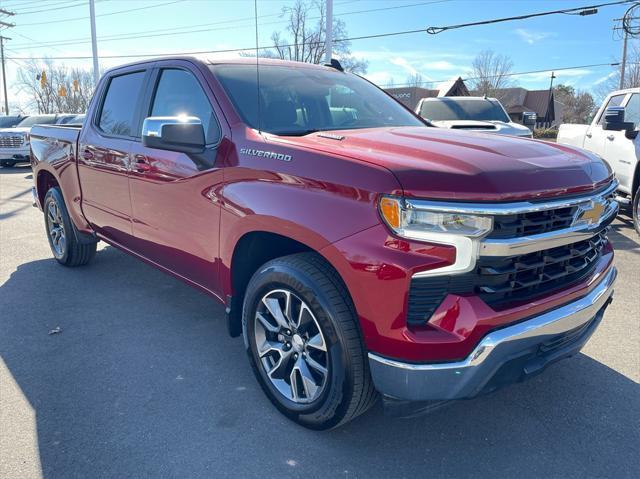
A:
[533,128,558,140]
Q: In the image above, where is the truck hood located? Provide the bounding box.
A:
[431,120,532,138]
[275,126,612,201]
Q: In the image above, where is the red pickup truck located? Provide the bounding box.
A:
[30,57,618,429]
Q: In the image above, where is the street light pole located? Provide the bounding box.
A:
[0,35,9,115]
[324,0,333,64]
[89,0,99,85]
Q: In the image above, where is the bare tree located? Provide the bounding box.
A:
[262,0,367,74]
[468,50,514,99]
[15,58,96,113]
[595,44,640,102]
[405,73,424,88]
[555,84,596,124]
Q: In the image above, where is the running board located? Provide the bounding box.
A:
[615,195,631,205]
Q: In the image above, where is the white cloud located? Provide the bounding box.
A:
[514,28,554,45]
[389,57,419,76]
[594,71,616,85]
[422,60,462,71]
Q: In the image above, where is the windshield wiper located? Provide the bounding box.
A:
[270,129,322,137]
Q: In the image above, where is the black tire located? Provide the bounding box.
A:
[43,187,97,266]
[242,253,378,429]
[633,185,640,235]
[1,159,16,168]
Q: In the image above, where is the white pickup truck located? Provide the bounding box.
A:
[415,96,536,138]
[558,88,640,234]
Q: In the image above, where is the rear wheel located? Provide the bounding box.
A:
[242,253,378,429]
[0,159,16,168]
[44,187,97,266]
[633,185,640,235]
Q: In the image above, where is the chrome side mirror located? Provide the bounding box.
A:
[142,116,205,154]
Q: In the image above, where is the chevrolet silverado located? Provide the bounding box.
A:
[30,57,618,429]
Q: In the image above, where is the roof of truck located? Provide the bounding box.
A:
[105,55,339,75]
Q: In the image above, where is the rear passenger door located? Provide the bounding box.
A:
[127,63,227,294]
[78,68,149,244]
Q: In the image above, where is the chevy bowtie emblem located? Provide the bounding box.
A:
[573,200,606,226]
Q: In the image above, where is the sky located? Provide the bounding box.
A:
[0,0,636,113]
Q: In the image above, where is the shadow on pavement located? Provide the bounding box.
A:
[0,164,31,174]
[1,246,638,478]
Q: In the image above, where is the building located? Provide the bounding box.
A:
[384,78,561,128]
[494,87,563,129]
[385,77,470,110]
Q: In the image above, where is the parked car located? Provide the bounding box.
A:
[30,57,617,429]
[557,88,640,234]
[0,115,27,129]
[416,96,536,137]
[63,114,86,125]
[0,114,78,167]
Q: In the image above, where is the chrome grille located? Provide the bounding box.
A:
[0,135,24,148]
[474,230,607,306]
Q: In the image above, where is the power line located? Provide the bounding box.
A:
[16,0,187,26]
[5,26,431,60]
[379,62,625,88]
[12,0,88,15]
[7,0,449,50]
[427,0,633,34]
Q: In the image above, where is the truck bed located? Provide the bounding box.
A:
[557,123,589,149]
[30,124,81,168]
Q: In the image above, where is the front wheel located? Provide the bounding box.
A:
[44,187,97,266]
[242,253,378,429]
[633,185,640,235]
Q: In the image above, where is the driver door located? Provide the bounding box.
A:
[585,93,627,163]
[127,64,227,295]
[602,93,639,194]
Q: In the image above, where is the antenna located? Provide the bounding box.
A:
[254,0,262,134]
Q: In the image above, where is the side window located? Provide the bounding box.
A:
[150,69,221,144]
[624,93,640,128]
[98,71,146,137]
[597,94,625,126]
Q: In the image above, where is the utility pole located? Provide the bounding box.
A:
[89,0,99,85]
[614,5,640,90]
[620,29,628,89]
[324,0,333,64]
[544,71,556,128]
[0,8,15,115]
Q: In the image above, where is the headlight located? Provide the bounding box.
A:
[379,196,493,240]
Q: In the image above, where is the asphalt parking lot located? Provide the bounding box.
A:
[1,165,638,479]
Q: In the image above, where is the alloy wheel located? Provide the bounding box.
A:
[47,200,66,258]
[253,289,329,404]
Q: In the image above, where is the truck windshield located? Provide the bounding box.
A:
[419,98,510,123]
[16,116,57,127]
[211,64,424,135]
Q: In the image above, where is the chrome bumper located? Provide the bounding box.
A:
[368,266,617,401]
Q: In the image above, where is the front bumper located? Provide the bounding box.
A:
[368,265,617,401]
[0,148,29,160]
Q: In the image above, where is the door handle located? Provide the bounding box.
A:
[607,135,615,141]
[585,132,592,138]
[81,149,94,160]
[133,154,151,173]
